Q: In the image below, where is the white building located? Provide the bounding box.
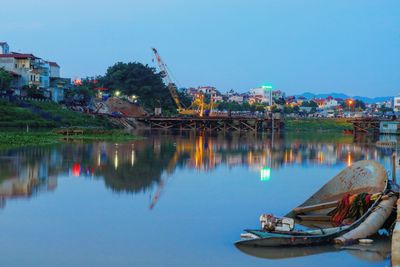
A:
[48,61,60,78]
[197,86,216,95]
[0,42,69,102]
[228,95,243,104]
[0,53,50,89]
[324,99,339,109]
[249,87,272,105]
[394,96,400,112]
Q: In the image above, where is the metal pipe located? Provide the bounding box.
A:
[392,199,400,267]
[393,152,397,184]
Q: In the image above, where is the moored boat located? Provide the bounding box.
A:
[236,160,395,247]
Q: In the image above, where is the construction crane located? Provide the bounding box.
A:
[151,48,214,117]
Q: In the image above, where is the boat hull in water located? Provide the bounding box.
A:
[236,160,389,247]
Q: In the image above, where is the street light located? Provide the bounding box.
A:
[115,90,121,97]
[347,99,354,113]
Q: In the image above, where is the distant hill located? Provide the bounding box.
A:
[294,92,393,104]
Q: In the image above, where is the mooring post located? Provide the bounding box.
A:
[393,152,397,184]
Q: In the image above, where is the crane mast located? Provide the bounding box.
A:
[151,48,184,112]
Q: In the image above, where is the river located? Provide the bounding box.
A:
[0,132,393,267]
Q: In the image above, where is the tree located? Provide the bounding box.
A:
[24,85,44,98]
[101,62,175,113]
[284,105,294,114]
[0,68,12,91]
[301,100,318,108]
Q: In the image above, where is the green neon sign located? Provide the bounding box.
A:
[261,84,273,91]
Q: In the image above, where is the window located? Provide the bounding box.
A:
[14,64,17,68]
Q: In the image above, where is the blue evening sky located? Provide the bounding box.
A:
[1,0,399,96]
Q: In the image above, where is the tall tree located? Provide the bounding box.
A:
[101,62,175,113]
[0,68,12,91]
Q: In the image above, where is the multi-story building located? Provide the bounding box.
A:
[249,87,272,105]
[0,42,67,102]
[0,52,50,89]
[393,96,400,112]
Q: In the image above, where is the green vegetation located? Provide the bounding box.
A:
[0,68,12,90]
[284,132,353,143]
[0,99,54,127]
[285,118,352,132]
[0,132,62,149]
[0,99,114,128]
[101,62,175,113]
[56,128,141,141]
[0,130,140,149]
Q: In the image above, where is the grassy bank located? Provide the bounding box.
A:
[0,99,114,128]
[285,118,352,132]
[0,130,140,149]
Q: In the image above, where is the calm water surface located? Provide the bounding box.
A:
[0,132,393,267]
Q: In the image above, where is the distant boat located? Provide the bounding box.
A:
[236,160,396,247]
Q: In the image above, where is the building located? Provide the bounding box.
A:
[325,99,339,109]
[394,96,400,112]
[228,94,243,104]
[0,42,67,102]
[0,42,9,54]
[249,87,273,105]
[0,53,50,90]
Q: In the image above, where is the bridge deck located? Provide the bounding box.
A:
[134,116,283,132]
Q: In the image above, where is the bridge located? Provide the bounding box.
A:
[134,116,284,132]
[350,118,391,135]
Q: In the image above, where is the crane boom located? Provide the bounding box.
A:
[151,48,185,112]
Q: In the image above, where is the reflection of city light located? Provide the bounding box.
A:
[318,151,324,163]
[72,163,81,177]
[97,152,101,167]
[248,151,253,165]
[114,150,119,170]
[260,167,271,181]
[347,152,352,167]
[131,149,135,167]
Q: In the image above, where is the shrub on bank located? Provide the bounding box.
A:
[285,118,352,132]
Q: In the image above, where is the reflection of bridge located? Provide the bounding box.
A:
[350,118,390,135]
[0,134,393,210]
[135,116,284,132]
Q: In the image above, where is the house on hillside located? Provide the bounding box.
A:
[0,41,69,102]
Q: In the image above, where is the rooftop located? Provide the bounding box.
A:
[48,61,60,67]
[0,52,38,59]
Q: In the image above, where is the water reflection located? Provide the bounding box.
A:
[0,133,393,209]
[235,235,391,261]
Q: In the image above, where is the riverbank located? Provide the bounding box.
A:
[0,130,140,149]
[285,118,352,132]
[0,99,115,128]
